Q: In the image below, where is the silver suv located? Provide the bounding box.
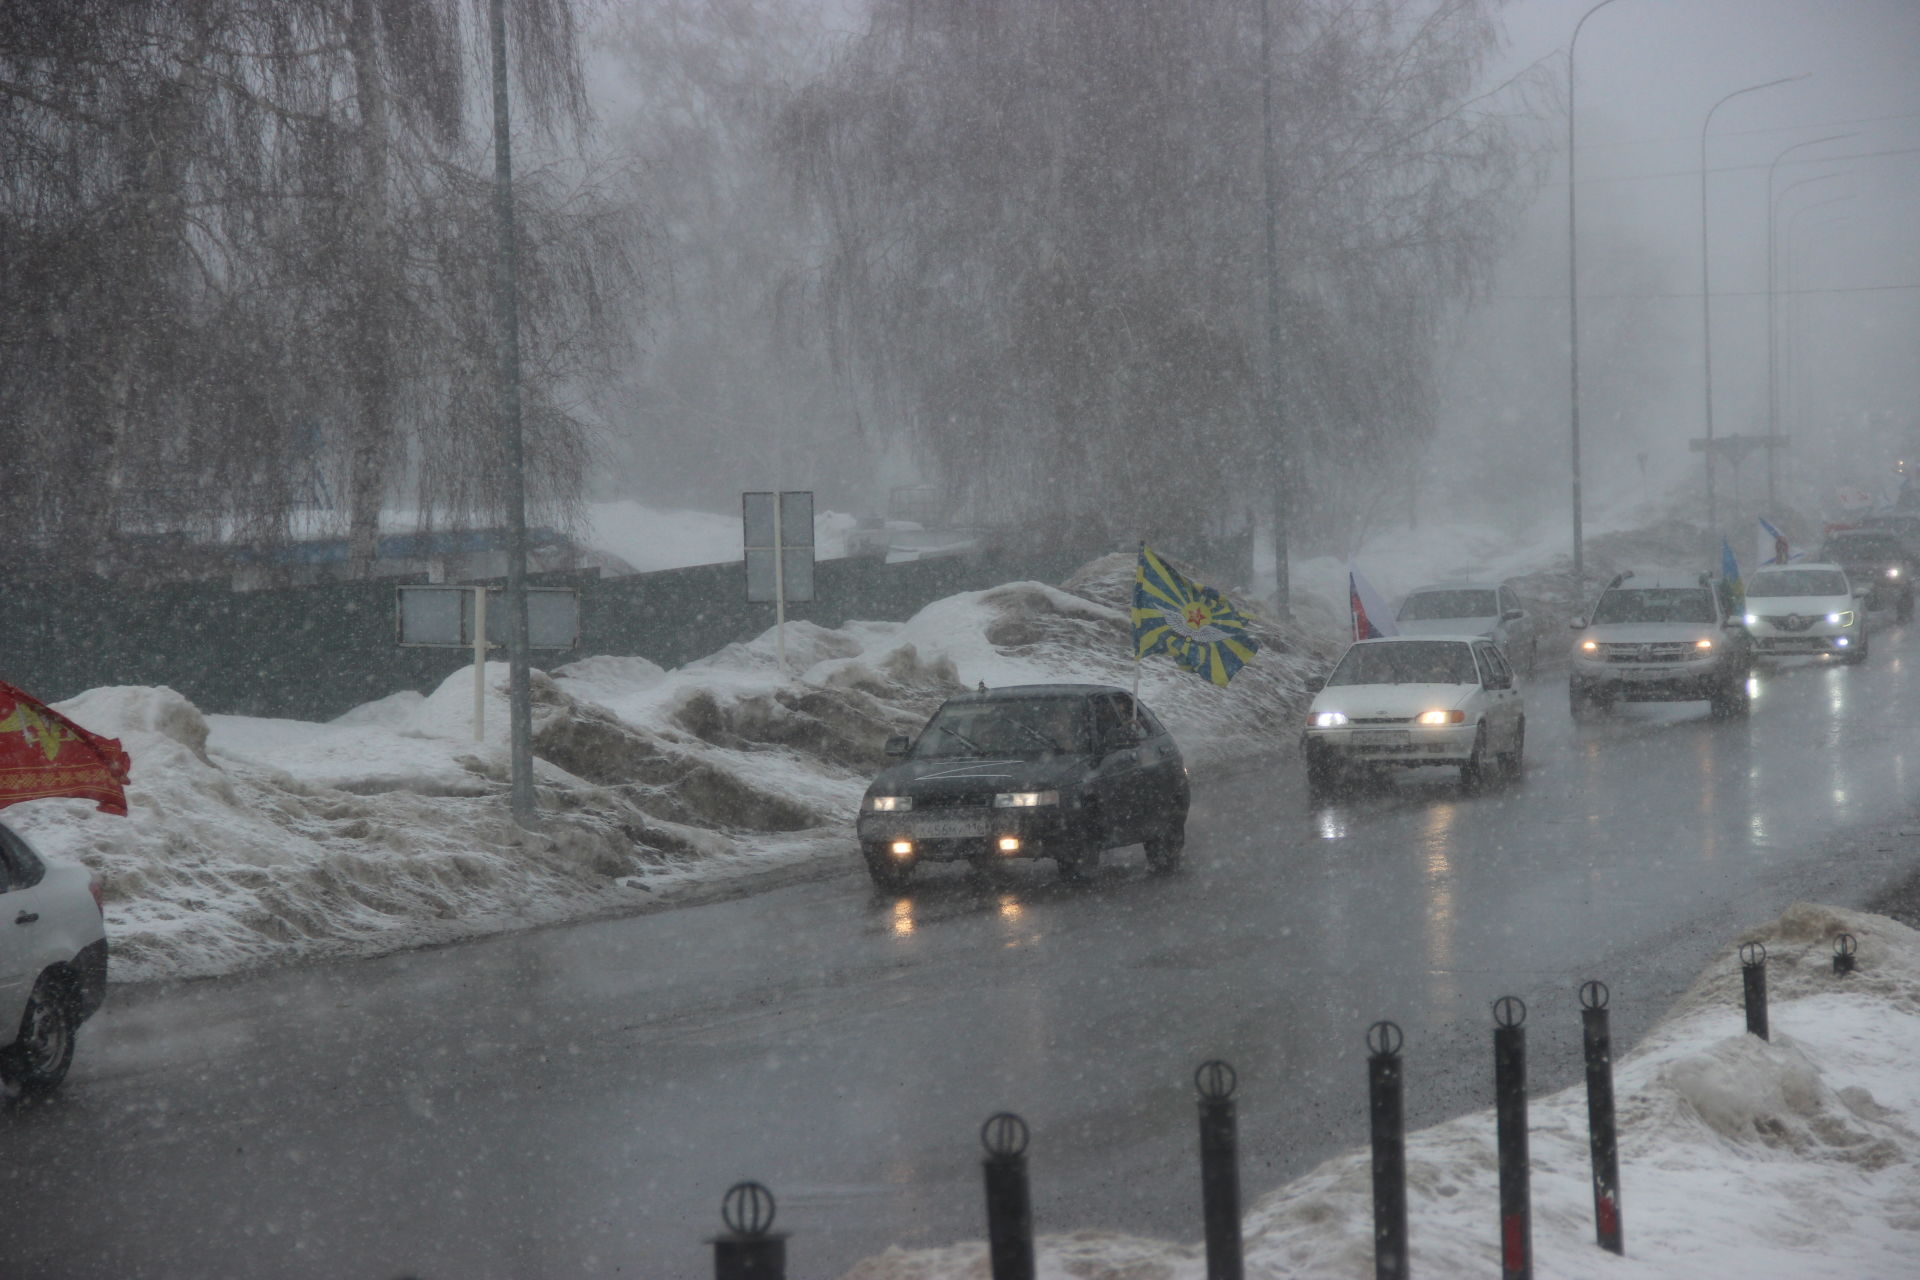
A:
[1568,571,1753,719]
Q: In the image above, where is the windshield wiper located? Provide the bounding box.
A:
[932,723,983,754]
[1000,715,1062,752]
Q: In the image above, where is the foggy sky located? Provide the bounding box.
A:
[1445,0,1920,528]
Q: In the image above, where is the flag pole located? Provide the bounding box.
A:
[1132,541,1144,724]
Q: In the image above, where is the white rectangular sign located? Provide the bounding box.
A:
[396,586,580,650]
[743,491,815,604]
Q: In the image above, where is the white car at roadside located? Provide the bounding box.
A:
[1301,636,1525,801]
[0,821,108,1098]
[1742,562,1869,663]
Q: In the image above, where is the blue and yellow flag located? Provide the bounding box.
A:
[1131,545,1259,687]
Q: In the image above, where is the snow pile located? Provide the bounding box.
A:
[2,554,1324,981]
[839,902,1920,1278]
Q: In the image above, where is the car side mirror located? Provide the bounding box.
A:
[884,735,910,757]
[1854,587,1869,599]
[1305,675,1327,693]
[1722,616,1744,629]
[1569,617,1587,631]
[1503,609,1523,622]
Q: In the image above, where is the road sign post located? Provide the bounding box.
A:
[396,585,580,741]
[743,492,816,674]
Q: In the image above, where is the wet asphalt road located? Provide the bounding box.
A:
[5,625,1920,1279]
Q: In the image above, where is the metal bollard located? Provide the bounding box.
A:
[1833,932,1857,977]
[1579,981,1623,1255]
[1195,1060,1244,1280]
[981,1112,1035,1280]
[1492,996,1531,1280]
[1366,1021,1409,1280]
[1740,942,1769,1041]
[711,1182,785,1280]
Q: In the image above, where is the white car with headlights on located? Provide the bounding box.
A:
[1301,636,1524,801]
[1742,562,1868,663]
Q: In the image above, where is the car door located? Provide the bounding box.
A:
[1122,698,1183,827]
[1498,586,1527,657]
[0,826,49,1033]
[1474,642,1518,749]
[1087,694,1145,846]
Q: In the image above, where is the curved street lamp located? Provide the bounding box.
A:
[1567,0,1625,585]
[1698,74,1806,534]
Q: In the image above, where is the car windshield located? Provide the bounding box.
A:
[1327,641,1478,686]
[1590,587,1715,624]
[1746,569,1848,598]
[1397,589,1498,620]
[914,697,1091,757]
[1822,535,1905,560]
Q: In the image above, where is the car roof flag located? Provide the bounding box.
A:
[0,681,132,816]
[1349,562,1400,641]
[1131,544,1259,688]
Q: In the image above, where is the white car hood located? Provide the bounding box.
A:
[1311,683,1474,717]
[1744,593,1851,617]
[1396,617,1497,637]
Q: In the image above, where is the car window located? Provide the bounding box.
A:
[915,696,1091,757]
[1090,694,1141,749]
[1590,588,1716,624]
[1746,569,1849,597]
[1328,640,1477,685]
[0,825,45,891]
[1479,643,1512,685]
[1397,589,1498,620]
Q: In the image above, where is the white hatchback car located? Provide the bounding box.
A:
[1302,636,1525,800]
[1742,563,1868,663]
[0,821,108,1098]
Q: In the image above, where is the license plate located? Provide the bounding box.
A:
[1354,731,1410,747]
[912,815,989,838]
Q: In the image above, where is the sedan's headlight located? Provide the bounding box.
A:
[1889,567,1902,579]
[1580,639,1599,652]
[864,795,912,812]
[1827,611,1854,626]
[1417,709,1467,725]
[1695,638,1713,650]
[1744,613,1759,626]
[994,791,1058,808]
[1309,710,1349,728]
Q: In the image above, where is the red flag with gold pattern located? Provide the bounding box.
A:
[0,682,132,816]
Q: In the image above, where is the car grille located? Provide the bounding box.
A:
[1758,614,1817,632]
[914,791,994,810]
[1351,715,1413,725]
[1599,642,1696,663]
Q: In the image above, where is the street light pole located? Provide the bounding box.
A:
[1764,135,1854,507]
[1261,0,1288,617]
[1782,197,1855,451]
[1767,163,1851,504]
[1567,0,1624,587]
[488,0,536,826]
[1698,75,1805,537]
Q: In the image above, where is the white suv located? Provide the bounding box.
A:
[0,821,108,1097]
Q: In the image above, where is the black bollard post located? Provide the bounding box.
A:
[1833,932,1857,977]
[1740,942,1769,1041]
[1578,981,1623,1256]
[1492,996,1531,1280]
[711,1182,786,1280]
[1195,1060,1244,1280]
[1366,1021,1409,1280]
[981,1112,1035,1280]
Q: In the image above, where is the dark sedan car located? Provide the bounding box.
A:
[1818,530,1916,621]
[856,684,1189,888]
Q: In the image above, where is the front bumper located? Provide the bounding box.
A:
[1302,721,1480,767]
[1748,618,1860,656]
[856,806,1075,862]
[1571,655,1731,701]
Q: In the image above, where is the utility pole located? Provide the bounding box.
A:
[489,0,535,826]
[1567,0,1624,587]
[1261,0,1289,617]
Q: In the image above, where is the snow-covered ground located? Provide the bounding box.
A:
[1,554,1331,983]
[840,901,1920,1278]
